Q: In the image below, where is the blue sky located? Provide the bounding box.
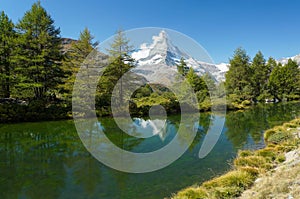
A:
[1,0,300,63]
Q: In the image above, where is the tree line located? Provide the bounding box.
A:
[225,48,300,102]
[0,1,138,121]
[0,2,134,102]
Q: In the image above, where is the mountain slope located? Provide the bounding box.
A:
[131,31,228,82]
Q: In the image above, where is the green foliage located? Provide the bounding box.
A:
[250,51,268,101]
[226,48,300,104]
[202,170,254,198]
[1,1,299,123]
[202,171,253,188]
[275,154,286,163]
[173,187,208,199]
[255,148,277,161]
[186,67,206,92]
[238,150,254,157]
[234,156,271,169]
[268,59,300,101]
[132,84,153,98]
[92,30,137,116]
[0,11,15,98]
[176,57,189,76]
[60,28,98,100]
[97,29,135,109]
[13,1,63,99]
[238,166,259,177]
[225,47,252,101]
[267,131,293,144]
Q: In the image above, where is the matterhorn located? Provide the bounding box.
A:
[131,30,228,83]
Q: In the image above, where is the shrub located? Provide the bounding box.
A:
[241,100,251,106]
[276,154,286,163]
[203,170,254,189]
[174,187,208,199]
[238,150,254,157]
[238,166,260,177]
[264,129,277,141]
[234,156,272,169]
[267,131,293,144]
[212,186,243,199]
[283,122,298,129]
[274,145,295,153]
[255,148,277,161]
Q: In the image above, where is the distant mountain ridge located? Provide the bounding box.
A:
[61,34,300,83]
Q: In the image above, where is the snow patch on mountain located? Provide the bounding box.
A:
[278,54,300,65]
[131,31,228,83]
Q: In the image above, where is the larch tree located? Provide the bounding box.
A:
[14,1,63,99]
[99,29,135,105]
[61,28,98,99]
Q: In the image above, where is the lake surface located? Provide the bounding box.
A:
[1,102,300,199]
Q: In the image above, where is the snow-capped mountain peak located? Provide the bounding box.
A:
[131,30,228,82]
[132,30,189,66]
[278,54,300,65]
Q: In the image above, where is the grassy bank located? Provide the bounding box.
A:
[171,118,300,199]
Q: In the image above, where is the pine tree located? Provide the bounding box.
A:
[250,51,267,100]
[225,47,252,100]
[14,1,63,99]
[61,28,98,99]
[0,11,15,98]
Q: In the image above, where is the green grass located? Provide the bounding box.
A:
[234,155,273,170]
[172,187,208,199]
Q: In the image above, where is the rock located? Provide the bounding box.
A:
[285,150,300,163]
[255,178,262,183]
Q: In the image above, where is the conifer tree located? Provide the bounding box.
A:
[0,11,15,98]
[99,30,135,105]
[268,59,300,101]
[61,28,98,99]
[186,67,206,92]
[250,51,267,100]
[14,1,63,99]
[225,47,252,100]
[176,57,188,76]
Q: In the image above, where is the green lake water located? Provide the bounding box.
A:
[1,102,300,199]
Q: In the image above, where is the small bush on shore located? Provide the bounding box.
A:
[172,187,208,199]
[234,156,271,169]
